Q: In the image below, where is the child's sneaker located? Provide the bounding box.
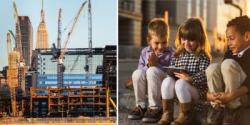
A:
[142,108,162,123]
[128,106,147,120]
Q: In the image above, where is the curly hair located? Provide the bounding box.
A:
[227,15,250,35]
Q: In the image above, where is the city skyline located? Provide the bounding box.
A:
[0,0,117,69]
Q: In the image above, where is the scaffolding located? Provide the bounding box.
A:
[30,86,111,117]
[3,46,117,118]
[7,51,19,116]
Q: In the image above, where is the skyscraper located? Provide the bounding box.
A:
[36,0,48,49]
[19,16,33,66]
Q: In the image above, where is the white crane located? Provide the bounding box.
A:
[52,1,87,88]
[12,0,24,66]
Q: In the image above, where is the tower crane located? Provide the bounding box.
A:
[7,33,12,54]
[57,8,62,49]
[6,0,26,116]
[13,0,24,66]
[8,30,16,43]
[88,0,92,55]
[52,1,87,88]
[84,0,93,84]
[6,32,19,116]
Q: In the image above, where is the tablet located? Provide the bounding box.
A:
[163,66,188,77]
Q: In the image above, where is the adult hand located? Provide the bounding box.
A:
[174,72,193,82]
[148,52,159,67]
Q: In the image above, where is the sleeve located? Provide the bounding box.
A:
[241,77,250,94]
[137,49,148,71]
[158,52,172,70]
[191,54,210,86]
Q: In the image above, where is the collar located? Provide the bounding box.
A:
[237,46,250,58]
[146,46,171,53]
[146,46,153,52]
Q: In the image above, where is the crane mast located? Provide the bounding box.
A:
[60,1,87,60]
[13,0,23,63]
[88,0,92,55]
[7,33,12,54]
[57,8,62,49]
[84,0,93,84]
[7,0,27,117]
[53,1,87,88]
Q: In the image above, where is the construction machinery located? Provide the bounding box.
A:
[50,1,87,117]
[48,0,116,117]
[85,0,93,85]
[13,0,23,62]
[57,8,62,49]
[51,1,87,88]
[4,0,116,118]
[6,0,27,116]
[6,32,19,116]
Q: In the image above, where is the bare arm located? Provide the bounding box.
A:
[230,85,249,100]
[217,85,249,104]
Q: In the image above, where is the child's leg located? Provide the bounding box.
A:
[161,77,176,99]
[221,59,247,109]
[158,77,175,124]
[206,63,229,125]
[206,63,225,107]
[175,79,199,103]
[146,67,165,108]
[206,63,224,93]
[132,69,147,108]
[172,79,198,125]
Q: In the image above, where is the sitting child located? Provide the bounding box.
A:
[158,17,211,125]
[128,18,173,123]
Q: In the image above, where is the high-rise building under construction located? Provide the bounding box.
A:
[36,0,48,49]
[19,16,33,66]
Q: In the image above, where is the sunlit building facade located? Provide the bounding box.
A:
[36,2,48,49]
[31,48,104,88]
[19,16,33,66]
[119,0,143,48]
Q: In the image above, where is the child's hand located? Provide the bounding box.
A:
[148,52,159,67]
[174,72,193,82]
[216,92,234,104]
[207,92,222,102]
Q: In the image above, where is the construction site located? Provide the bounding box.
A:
[0,0,116,124]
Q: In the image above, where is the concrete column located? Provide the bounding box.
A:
[133,21,142,47]
[134,0,142,14]
[176,0,189,25]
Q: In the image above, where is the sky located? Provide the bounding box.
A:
[0,0,117,69]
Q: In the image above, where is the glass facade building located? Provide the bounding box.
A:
[32,48,104,88]
[19,16,33,66]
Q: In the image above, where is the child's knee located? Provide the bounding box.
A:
[162,77,175,88]
[206,63,220,77]
[221,59,239,72]
[175,79,188,92]
[132,69,146,80]
[146,66,160,77]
